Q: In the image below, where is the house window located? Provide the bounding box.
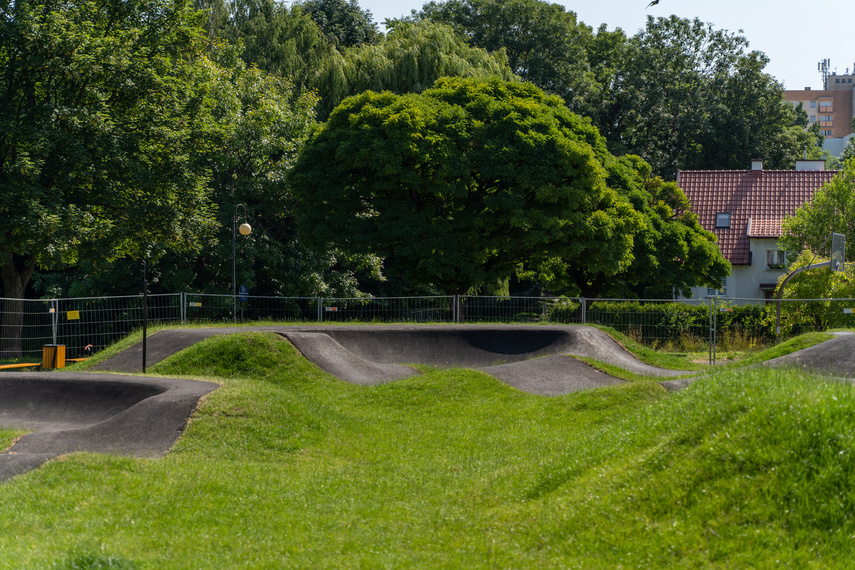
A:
[822,129,833,136]
[715,213,731,228]
[819,100,833,107]
[810,115,817,122]
[810,101,816,108]
[707,278,727,297]
[766,249,788,270]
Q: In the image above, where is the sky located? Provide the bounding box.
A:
[356,0,855,92]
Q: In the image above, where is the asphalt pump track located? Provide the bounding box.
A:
[1,325,693,481]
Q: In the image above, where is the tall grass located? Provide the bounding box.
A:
[0,332,853,567]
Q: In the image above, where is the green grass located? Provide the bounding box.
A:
[2,331,854,567]
[0,429,24,452]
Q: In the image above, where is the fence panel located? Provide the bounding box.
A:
[55,294,182,359]
[319,297,453,323]
[582,299,712,349]
[461,296,583,324]
[768,297,855,339]
[0,298,55,360]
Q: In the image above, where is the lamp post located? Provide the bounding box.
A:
[233,204,252,321]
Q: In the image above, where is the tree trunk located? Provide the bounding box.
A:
[0,253,38,359]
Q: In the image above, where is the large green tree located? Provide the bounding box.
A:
[289,77,643,297]
[602,16,817,178]
[0,0,218,356]
[195,0,336,89]
[412,0,596,112]
[297,0,380,48]
[312,20,515,120]
[35,46,371,300]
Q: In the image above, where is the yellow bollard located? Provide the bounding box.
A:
[42,344,66,369]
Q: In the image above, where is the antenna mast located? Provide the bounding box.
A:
[818,58,831,89]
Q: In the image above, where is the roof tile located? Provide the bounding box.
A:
[678,170,838,265]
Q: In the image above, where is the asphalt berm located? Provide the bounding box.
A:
[0,373,216,482]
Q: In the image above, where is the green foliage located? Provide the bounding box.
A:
[0,0,222,355]
[51,552,138,569]
[601,16,813,178]
[548,300,773,346]
[540,154,729,297]
[0,0,218,272]
[296,0,380,48]
[290,77,642,296]
[782,158,855,262]
[416,2,817,179]
[768,250,855,336]
[195,0,337,90]
[312,20,515,120]
[414,0,596,110]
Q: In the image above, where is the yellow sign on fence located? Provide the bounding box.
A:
[67,310,80,320]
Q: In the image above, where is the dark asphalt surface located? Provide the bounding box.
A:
[0,372,217,482]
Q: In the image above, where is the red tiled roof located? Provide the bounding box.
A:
[678,170,838,265]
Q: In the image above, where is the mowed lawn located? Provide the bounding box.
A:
[1,331,854,568]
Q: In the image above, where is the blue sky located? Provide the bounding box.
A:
[355,0,855,92]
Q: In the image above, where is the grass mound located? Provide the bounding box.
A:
[1,331,854,567]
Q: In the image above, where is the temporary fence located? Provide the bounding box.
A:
[2,293,855,362]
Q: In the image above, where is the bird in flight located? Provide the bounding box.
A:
[647,0,659,7]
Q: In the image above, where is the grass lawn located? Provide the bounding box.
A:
[1,331,854,568]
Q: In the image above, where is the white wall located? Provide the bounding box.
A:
[683,238,786,303]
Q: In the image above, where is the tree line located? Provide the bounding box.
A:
[0,0,832,356]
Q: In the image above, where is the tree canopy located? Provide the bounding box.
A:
[312,20,515,120]
[297,0,380,48]
[413,1,820,179]
[290,77,649,296]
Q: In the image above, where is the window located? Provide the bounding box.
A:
[810,101,816,108]
[819,100,833,107]
[810,115,817,123]
[766,249,788,270]
[822,129,833,136]
[707,278,727,297]
[715,212,731,228]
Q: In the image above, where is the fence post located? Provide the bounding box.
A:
[580,297,586,325]
[709,297,717,366]
[318,297,322,322]
[51,298,58,345]
[180,292,186,324]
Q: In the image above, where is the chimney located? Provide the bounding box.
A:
[795,160,826,171]
[751,160,763,170]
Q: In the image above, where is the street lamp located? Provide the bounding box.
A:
[233,203,252,321]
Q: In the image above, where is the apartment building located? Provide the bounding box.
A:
[784,88,852,138]
[784,62,855,143]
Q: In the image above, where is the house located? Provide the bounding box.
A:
[678,160,839,301]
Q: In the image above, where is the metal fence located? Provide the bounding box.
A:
[2,293,855,362]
